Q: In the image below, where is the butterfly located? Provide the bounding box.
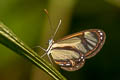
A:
[50,28,106,71]
[37,19,106,71]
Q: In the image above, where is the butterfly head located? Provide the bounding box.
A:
[48,39,54,45]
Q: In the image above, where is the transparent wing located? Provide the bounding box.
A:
[51,29,106,59]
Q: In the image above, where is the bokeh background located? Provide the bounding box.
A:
[0,0,120,80]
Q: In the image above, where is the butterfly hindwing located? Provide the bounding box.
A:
[51,37,85,71]
[51,48,85,71]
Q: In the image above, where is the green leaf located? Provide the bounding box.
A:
[0,22,67,80]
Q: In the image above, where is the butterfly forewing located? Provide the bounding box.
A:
[50,29,106,71]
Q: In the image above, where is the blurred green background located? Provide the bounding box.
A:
[0,0,120,80]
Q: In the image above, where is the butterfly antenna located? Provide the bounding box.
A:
[51,19,62,40]
[44,9,53,36]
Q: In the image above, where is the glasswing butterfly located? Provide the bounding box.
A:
[38,9,106,71]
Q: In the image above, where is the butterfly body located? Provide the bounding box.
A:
[49,29,106,71]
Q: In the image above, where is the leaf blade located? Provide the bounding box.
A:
[0,22,67,80]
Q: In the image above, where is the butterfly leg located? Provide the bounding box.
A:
[40,52,47,58]
[47,54,53,65]
[33,46,48,58]
[34,46,47,52]
[40,52,53,65]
